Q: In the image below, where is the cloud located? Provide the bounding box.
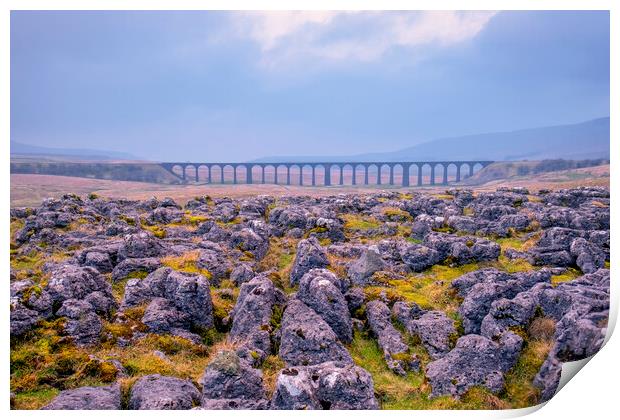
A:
[229,11,498,68]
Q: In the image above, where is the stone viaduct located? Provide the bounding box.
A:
[160,161,494,187]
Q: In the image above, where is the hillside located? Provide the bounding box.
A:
[254,117,609,163]
[10,161,179,184]
[10,141,141,161]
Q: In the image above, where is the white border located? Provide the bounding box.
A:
[2,1,616,420]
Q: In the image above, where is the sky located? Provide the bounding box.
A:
[10,10,610,162]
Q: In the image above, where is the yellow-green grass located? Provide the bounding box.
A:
[501,318,555,408]
[11,388,60,410]
[495,232,540,253]
[10,250,71,282]
[363,258,535,317]
[551,268,582,286]
[261,355,286,398]
[348,331,508,409]
[160,250,212,279]
[11,320,218,410]
[381,207,413,222]
[342,214,382,231]
[256,237,299,292]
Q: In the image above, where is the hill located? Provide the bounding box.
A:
[254,117,609,162]
[10,141,141,161]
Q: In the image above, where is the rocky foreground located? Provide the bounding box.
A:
[10,187,610,409]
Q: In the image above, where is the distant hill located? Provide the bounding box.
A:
[10,141,141,161]
[253,117,610,162]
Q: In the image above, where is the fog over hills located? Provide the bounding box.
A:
[253,117,610,163]
[11,117,609,164]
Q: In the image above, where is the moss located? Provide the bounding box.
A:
[496,237,526,251]
[405,237,422,244]
[139,334,208,357]
[381,207,412,221]
[211,291,237,332]
[462,207,474,216]
[495,256,535,273]
[183,214,209,226]
[605,261,610,269]
[217,217,242,226]
[10,219,25,242]
[262,355,286,397]
[277,251,294,270]
[364,287,406,306]
[21,284,43,304]
[118,215,137,226]
[318,237,332,246]
[11,251,44,272]
[11,318,214,408]
[87,193,100,200]
[501,334,553,408]
[161,251,212,279]
[341,214,381,231]
[306,226,328,236]
[432,226,456,234]
[551,268,582,286]
[432,194,454,200]
[11,388,59,410]
[143,225,166,239]
[448,317,464,348]
[270,304,284,332]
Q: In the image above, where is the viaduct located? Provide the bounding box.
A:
[160,161,494,187]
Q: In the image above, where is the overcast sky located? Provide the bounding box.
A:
[10,10,609,161]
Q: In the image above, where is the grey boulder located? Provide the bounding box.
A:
[129,374,201,410]
[289,237,329,286]
[271,362,378,410]
[43,384,121,410]
[279,299,352,366]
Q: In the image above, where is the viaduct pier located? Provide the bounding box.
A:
[160,161,494,187]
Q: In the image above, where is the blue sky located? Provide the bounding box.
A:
[10,11,609,161]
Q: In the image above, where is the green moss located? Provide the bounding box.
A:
[306,226,328,236]
[118,215,137,226]
[432,226,456,234]
[139,334,208,357]
[143,225,166,239]
[496,237,526,251]
[11,251,43,272]
[347,331,505,409]
[161,251,212,279]
[501,337,552,408]
[382,207,413,221]
[342,214,382,231]
[551,268,582,286]
[183,214,209,226]
[212,292,236,332]
[262,355,286,397]
[10,219,25,242]
[462,207,474,216]
[11,388,59,410]
[496,256,535,273]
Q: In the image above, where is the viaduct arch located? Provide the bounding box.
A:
[160,161,494,187]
